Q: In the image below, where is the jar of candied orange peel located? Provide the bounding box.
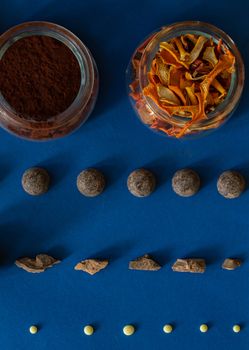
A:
[127,21,244,138]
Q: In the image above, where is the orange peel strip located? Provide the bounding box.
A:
[200,51,235,102]
[186,35,208,64]
[203,46,218,66]
[211,78,227,98]
[159,49,183,68]
[216,39,223,55]
[168,85,187,105]
[185,84,198,105]
[156,84,181,105]
[174,37,190,61]
[160,42,189,68]
[143,83,160,105]
[156,57,170,85]
[169,66,183,86]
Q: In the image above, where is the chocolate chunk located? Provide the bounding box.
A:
[129,254,161,271]
[172,258,206,273]
[222,258,241,270]
[15,254,60,273]
[74,259,108,275]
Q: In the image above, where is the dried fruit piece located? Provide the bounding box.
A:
[129,254,161,271]
[185,84,198,104]
[211,79,226,98]
[168,85,187,105]
[186,35,208,64]
[203,46,218,66]
[156,57,170,85]
[160,42,189,69]
[15,254,60,273]
[172,259,206,273]
[74,259,108,275]
[222,258,241,270]
[174,37,190,61]
[156,84,181,105]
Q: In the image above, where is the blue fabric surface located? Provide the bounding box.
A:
[0,0,248,349]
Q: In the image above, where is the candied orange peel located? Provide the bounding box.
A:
[130,34,235,138]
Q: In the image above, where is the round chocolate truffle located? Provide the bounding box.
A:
[77,168,105,197]
[172,168,200,197]
[127,169,156,197]
[217,170,245,199]
[22,167,50,196]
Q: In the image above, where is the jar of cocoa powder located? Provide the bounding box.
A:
[0,22,98,140]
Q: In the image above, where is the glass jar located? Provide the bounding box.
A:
[0,21,98,141]
[126,21,245,139]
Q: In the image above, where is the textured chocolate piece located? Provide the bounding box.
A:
[217,171,245,199]
[22,167,50,195]
[129,254,161,271]
[15,254,60,273]
[77,168,105,197]
[172,258,206,273]
[74,259,108,275]
[222,258,241,270]
[127,169,156,197]
[172,169,200,197]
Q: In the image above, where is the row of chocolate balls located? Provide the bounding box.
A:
[21,167,245,199]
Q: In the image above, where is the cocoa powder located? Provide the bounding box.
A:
[0,35,81,121]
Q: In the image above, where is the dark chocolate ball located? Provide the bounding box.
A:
[127,169,156,197]
[77,168,105,197]
[22,167,50,195]
[172,168,200,197]
[217,170,245,199]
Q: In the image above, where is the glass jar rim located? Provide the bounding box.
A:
[138,21,245,130]
[0,21,95,129]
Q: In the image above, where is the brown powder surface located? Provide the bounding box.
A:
[0,35,81,121]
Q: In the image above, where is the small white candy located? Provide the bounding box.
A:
[84,325,94,335]
[200,324,208,333]
[123,325,135,336]
[163,324,173,333]
[29,325,38,334]
[233,325,241,333]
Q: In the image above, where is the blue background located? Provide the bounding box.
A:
[0,0,248,349]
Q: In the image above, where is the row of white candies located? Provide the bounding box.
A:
[29,323,242,335]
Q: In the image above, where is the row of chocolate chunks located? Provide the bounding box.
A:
[15,254,242,274]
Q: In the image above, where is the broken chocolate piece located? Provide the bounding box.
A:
[74,259,108,275]
[129,254,161,271]
[222,258,241,270]
[172,258,206,273]
[15,254,60,273]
